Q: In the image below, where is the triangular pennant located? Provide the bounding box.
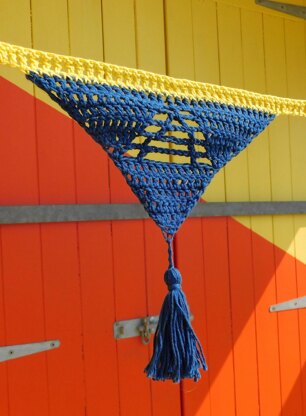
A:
[0,41,305,383]
[27,72,275,235]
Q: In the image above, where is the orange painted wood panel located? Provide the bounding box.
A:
[144,221,182,415]
[1,225,49,416]
[251,226,282,415]
[68,2,120,413]
[227,219,259,415]
[0,229,9,416]
[0,77,49,416]
[176,218,211,416]
[102,2,153,415]
[263,14,303,415]
[285,17,306,416]
[76,220,120,415]
[34,101,85,416]
[31,0,87,412]
[135,0,181,413]
[202,217,236,416]
[217,3,260,414]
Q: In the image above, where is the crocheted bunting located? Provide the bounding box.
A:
[26,72,275,235]
[1,41,305,383]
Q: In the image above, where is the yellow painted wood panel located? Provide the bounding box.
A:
[191,0,226,203]
[240,9,282,415]
[0,0,33,93]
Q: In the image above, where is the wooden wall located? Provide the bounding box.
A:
[0,0,305,415]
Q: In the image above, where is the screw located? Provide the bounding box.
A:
[117,326,124,337]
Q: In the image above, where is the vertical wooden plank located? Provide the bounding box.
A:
[263,13,303,415]
[191,0,225,203]
[191,1,236,416]
[201,217,236,416]
[0,0,33,93]
[31,1,85,415]
[0,229,8,416]
[0,225,48,416]
[102,1,152,415]
[241,9,282,416]
[135,1,181,414]
[68,0,120,411]
[164,0,194,79]
[164,1,211,415]
[285,17,306,415]
[176,219,211,416]
[0,225,8,416]
[0,1,49,415]
[0,81,49,416]
[67,1,120,415]
[217,3,259,415]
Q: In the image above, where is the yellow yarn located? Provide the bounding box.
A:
[0,40,305,117]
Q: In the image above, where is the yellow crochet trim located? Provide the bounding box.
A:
[0,41,305,117]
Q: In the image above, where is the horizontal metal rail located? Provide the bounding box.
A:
[1,201,306,224]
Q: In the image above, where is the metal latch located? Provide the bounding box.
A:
[255,0,306,19]
[114,316,159,345]
[0,340,60,363]
[114,314,194,345]
[270,296,306,312]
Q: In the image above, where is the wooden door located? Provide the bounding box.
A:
[0,1,306,416]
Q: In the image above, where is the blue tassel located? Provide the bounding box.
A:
[145,238,207,382]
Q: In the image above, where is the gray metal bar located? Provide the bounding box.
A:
[1,201,306,225]
[255,0,306,19]
[0,340,60,363]
[270,296,306,312]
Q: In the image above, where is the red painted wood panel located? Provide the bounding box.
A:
[251,228,282,415]
[74,122,120,414]
[275,246,303,414]
[202,217,236,416]
[145,221,181,416]
[102,2,157,415]
[0,229,9,416]
[227,218,260,415]
[34,96,85,416]
[0,77,49,416]
[177,218,211,416]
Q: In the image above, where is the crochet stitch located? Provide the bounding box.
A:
[0,41,305,383]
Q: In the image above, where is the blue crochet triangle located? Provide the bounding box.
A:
[24,71,276,383]
[26,73,275,237]
[111,156,214,235]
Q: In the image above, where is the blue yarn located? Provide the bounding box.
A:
[26,72,275,237]
[145,264,207,382]
[25,71,275,382]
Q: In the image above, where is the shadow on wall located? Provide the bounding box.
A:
[176,214,305,415]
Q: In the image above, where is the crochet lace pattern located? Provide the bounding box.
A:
[0,41,305,383]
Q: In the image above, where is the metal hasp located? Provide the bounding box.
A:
[114,314,194,344]
[0,340,60,363]
[270,296,306,313]
[114,316,160,345]
[255,0,306,19]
